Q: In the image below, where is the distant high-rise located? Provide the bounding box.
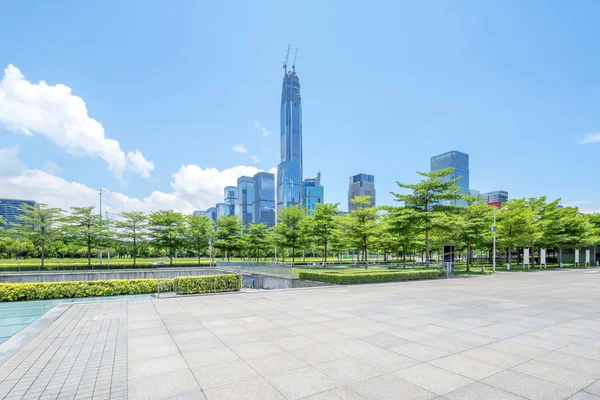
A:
[277,46,303,214]
[430,151,469,206]
[216,203,230,220]
[224,186,238,217]
[478,190,508,207]
[303,172,324,215]
[0,198,36,227]
[237,176,254,227]
[253,172,276,227]
[195,207,217,222]
[348,173,375,211]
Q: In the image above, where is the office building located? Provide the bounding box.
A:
[237,176,254,227]
[216,203,230,220]
[277,49,303,214]
[224,186,238,217]
[205,207,216,222]
[303,172,324,215]
[253,172,276,227]
[0,198,36,227]
[348,173,375,211]
[430,151,469,206]
[478,190,509,207]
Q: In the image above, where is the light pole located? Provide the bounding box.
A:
[99,189,107,266]
[266,207,277,263]
[105,211,110,268]
[493,209,497,272]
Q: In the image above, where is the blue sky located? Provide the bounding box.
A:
[1,0,599,214]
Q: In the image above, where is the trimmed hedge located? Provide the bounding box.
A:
[299,270,441,285]
[174,274,241,295]
[0,274,241,302]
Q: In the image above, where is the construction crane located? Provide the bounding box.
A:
[283,44,290,72]
[292,46,298,71]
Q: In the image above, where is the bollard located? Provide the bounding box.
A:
[507,263,511,271]
[481,265,485,273]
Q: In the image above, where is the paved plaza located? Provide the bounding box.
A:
[1,269,600,399]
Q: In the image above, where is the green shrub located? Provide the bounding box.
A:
[298,270,441,285]
[174,274,241,294]
[0,274,241,302]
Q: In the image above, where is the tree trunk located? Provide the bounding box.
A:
[425,229,430,268]
[508,246,512,268]
[531,242,535,269]
[133,237,137,266]
[292,247,295,267]
[87,244,91,267]
[403,245,407,268]
[558,246,563,267]
[324,241,327,263]
[169,242,173,266]
[41,239,45,267]
[197,243,201,265]
[466,243,471,272]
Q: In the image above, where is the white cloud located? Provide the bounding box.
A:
[232,144,248,153]
[254,120,272,136]
[0,146,275,214]
[579,133,600,144]
[250,155,259,163]
[42,161,62,175]
[0,64,154,178]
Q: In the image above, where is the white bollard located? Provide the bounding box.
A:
[507,263,511,271]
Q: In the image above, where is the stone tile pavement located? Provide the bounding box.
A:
[1,268,600,399]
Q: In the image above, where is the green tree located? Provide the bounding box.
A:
[392,168,463,267]
[147,210,186,266]
[186,214,213,264]
[245,223,270,261]
[343,196,378,268]
[273,206,306,266]
[496,199,537,268]
[454,198,492,271]
[543,205,593,266]
[214,216,244,260]
[12,203,64,268]
[114,211,147,266]
[382,206,420,268]
[306,203,340,262]
[329,216,349,263]
[64,206,102,267]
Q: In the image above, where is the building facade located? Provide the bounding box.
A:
[216,203,230,220]
[0,198,36,227]
[224,186,238,217]
[237,176,254,227]
[348,173,375,211]
[253,172,276,227]
[478,190,508,207]
[430,151,469,206]
[303,172,324,215]
[277,59,303,214]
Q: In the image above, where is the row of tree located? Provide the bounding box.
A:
[1,168,597,269]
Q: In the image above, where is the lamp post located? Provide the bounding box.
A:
[105,211,110,268]
[493,210,497,272]
[99,188,106,266]
[266,207,277,263]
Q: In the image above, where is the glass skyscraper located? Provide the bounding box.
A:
[253,172,275,227]
[277,59,303,214]
[348,173,375,211]
[237,176,254,227]
[0,198,36,227]
[216,203,230,220]
[224,186,238,217]
[430,151,469,206]
[303,172,324,215]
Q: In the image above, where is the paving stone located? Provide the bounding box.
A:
[511,359,598,390]
[390,342,451,362]
[444,382,526,400]
[430,354,504,380]
[191,360,259,389]
[350,373,436,400]
[265,367,340,400]
[483,370,579,400]
[395,363,474,396]
[245,351,307,376]
[203,377,285,400]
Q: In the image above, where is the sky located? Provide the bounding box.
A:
[1,0,600,216]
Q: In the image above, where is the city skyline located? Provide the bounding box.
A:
[1,1,600,216]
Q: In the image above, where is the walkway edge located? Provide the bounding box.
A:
[0,303,70,367]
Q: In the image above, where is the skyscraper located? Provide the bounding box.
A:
[237,176,254,227]
[216,203,230,220]
[303,172,324,215]
[478,190,509,207]
[253,172,276,227]
[224,186,238,217]
[348,173,375,211]
[277,47,303,214]
[430,151,469,206]
[0,198,36,227]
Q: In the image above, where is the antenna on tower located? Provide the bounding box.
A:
[283,44,290,72]
[292,46,298,71]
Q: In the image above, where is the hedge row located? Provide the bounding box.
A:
[299,270,441,285]
[0,274,241,302]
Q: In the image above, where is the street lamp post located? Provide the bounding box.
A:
[105,211,110,269]
[266,207,277,263]
[99,189,106,267]
[493,210,497,272]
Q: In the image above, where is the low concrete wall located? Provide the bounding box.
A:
[243,274,329,290]
[0,268,229,283]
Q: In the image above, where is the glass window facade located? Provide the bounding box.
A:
[253,172,275,227]
[430,151,469,206]
[237,176,254,227]
[348,174,376,211]
[303,181,324,215]
[224,186,238,217]
[478,190,509,206]
[0,198,36,227]
[216,203,231,220]
[277,68,303,214]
